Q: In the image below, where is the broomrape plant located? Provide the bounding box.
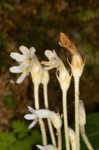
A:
[9,33,94,150]
[42,50,71,150]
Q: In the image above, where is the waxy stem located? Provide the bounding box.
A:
[34,83,47,145]
[57,129,62,150]
[62,89,70,150]
[43,83,56,146]
[74,77,80,150]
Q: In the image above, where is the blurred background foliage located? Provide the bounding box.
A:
[0,0,99,149]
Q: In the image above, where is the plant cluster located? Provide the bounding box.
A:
[9,33,94,150]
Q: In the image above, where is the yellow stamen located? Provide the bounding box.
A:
[34,117,37,120]
[22,69,28,73]
[24,59,31,63]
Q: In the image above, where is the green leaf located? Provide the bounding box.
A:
[76,10,96,21]
[11,120,29,138]
[0,132,16,146]
[10,130,41,150]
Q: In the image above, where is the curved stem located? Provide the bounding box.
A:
[43,83,56,146]
[80,126,94,150]
[74,77,80,150]
[62,89,70,150]
[34,83,47,145]
[57,129,62,150]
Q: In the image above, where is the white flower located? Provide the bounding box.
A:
[42,50,71,90]
[41,50,62,70]
[9,45,36,84]
[36,144,57,150]
[24,106,62,129]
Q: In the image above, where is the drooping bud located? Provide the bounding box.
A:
[24,106,62,130]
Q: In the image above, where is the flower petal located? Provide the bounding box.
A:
[28,120,38,129]
[36,145,43,150]
[16,72,29,84]
[10,52,25,62]
[27,106,35,113]
[29,47,36,57]
[24,114,35,120]
[19,63,30,71]
[36,145,57,150]
[19,45,29,56]
[9,66,22,73]
[45,50,54,60]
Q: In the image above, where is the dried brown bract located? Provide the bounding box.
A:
[59,32,78,55]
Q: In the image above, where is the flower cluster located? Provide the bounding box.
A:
[24,106,62,130]
[9,33,94,150]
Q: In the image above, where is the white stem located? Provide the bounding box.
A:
[74,77,80,150]
[62,89,70,150]
[34,83,47,145]
[80,125,94,150]
[43,83,56,146]
[57,129,62,150]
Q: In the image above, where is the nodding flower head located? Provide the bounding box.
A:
[9,45,36,84]
[49,112,62,129]
[42,49,71,90]
[24,106,62,129]
[79,100,86,126]
[41,50,62,70]
[36,144,57,150]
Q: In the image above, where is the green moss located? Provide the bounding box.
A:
[0,32,8,51]
[0,120,42,150]
[71,10,96,22]
[3,91,17,110]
